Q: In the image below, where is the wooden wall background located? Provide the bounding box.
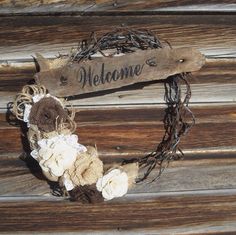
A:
[0,1,236,234]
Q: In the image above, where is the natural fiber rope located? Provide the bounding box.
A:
[12,85,47,120]
[22,84,47,96]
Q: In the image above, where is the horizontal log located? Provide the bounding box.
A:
[0,14,236,61]
[1,191,236,233]
[74,104,236,125]
[0,0,236,14]
[0,153,50,196]
[1,83,236,108]
[1,103,236,127]
[1,150,236,196]
[0,58,236,108]
[0,105,236,154]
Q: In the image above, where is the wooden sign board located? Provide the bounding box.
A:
[35,47,205,97]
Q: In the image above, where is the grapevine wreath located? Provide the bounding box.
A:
[12,28,199,203]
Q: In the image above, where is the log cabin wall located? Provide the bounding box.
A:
[0,1,236,234]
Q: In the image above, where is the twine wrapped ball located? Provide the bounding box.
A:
[29,96,69,132]
[61,146,103,190]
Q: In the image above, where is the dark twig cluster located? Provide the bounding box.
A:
[136,73,195,182]
[69,27,195,184]
[70,27,162,62]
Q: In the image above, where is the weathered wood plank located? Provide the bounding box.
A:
[1,122,236,153]
[2,103,236,127]
[1,82,235,109]
[1,191,236,233]
[71,123,236,154]
[0,58,236,108]
[0,153,50,196]
[73,104,236,125]
[1,150,236,196]
[0,0,236,14]
[1,105,236,154]
[89,0,236,12]
[0,14,236,61]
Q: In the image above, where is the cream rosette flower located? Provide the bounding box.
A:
[96,168,129,201]
[31,134,87,181]
[61,146,103,191]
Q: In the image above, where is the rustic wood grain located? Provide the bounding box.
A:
[1,150,236,196]
[1,121,236,154]
[1,191,236,233]
[55,122,236,156]
[73,104,236,125]
[0,123,236,157]
[0,14,236,61]
[1,105,235,155]
[1,82,235,108]
[0,153,50,196]
[1,58,236,108]
[2,103,236,127]
[89,0,236,12]
[0,0,236,14]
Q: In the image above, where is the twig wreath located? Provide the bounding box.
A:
[12,28,202,203]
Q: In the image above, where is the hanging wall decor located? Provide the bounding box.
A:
[12,28,205,203]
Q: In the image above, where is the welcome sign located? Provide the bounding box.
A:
[35,47,205,97]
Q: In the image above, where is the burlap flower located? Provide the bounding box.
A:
[61,146,103,190]
[96,168,129,201]
[31,134,87,181]
[29,96,68,132]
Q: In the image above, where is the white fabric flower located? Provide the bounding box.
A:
[31,134,87,181]
[96,169,129,200]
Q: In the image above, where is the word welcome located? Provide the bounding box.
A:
[74,63,145,88]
